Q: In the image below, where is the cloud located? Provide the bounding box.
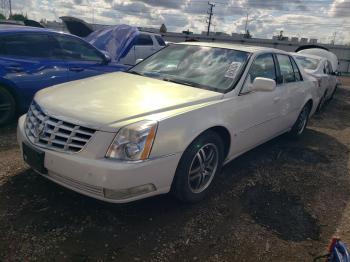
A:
[5,0,350,44]
[330,0,350,17]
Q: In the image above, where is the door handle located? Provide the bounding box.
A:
[273,97,280,103]
[69,67,85,72]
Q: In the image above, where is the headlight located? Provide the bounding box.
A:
[106,120,158,161]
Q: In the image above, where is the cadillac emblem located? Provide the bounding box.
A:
[33,121,46,138]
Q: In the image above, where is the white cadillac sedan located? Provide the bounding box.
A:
[17,43,319,203]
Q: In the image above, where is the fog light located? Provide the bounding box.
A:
[103,184,156,200]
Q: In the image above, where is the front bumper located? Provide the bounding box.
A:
[17,115,182,203]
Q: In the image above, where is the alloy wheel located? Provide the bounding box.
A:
[188,143,219,193]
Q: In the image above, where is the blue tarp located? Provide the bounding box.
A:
[86,25,139,63]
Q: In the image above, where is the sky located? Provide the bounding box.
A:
[3,0,350,44]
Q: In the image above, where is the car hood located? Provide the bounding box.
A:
[35,72,223,131]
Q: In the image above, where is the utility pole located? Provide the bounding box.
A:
[9,0,11,17]
[244,13,248,35]
[206,2,215,36]
[332,32,337,45]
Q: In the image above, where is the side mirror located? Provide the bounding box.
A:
[100,50,111,64]
[251,77,276,92]
[135,58,143,64]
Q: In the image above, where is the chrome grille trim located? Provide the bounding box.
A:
[25,101,96,153]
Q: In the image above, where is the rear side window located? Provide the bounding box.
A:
[290,57,302,81]
[0,34,57,58]
[276,54,295,83]
[52,35,104,62]
[155,35,166,46]
[135,34,153,46]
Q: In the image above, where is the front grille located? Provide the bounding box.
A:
[25,101,96,153]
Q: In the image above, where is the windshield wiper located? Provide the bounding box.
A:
[127,70,144,76]
[162,77,200,88]
[162,77,221,92]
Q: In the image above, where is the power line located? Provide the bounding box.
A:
[206,2,215,36]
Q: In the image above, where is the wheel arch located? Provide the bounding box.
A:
[180,125,232,162]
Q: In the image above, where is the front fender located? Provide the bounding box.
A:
[150,99,228,158]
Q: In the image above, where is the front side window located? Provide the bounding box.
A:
[248,53,276,82]
[241,53,276,93]
[52,35,104,62]
[0,34,55,58]
[130,44,250,92]
[276,54,295,83]
[135,34,153,46]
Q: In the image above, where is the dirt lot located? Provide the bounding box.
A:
[1,78,350,261]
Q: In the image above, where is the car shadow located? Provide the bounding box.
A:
[311,86,350,130]
[0,128,349,260]
[213,128,350,244]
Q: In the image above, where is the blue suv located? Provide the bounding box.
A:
[0,25,130,125]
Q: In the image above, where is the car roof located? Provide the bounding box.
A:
[290,52,324,61]
[0,25,68,35]
[177,42,288,54]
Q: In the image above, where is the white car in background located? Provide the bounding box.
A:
[291,52,338,110]
[18,43,319,203]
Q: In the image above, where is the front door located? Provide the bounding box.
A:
[51,34,110,81]
[225,53,285,157]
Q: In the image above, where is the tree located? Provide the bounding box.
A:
[160,23,167,33]
[9,13,27,21]
[0,13,5,20]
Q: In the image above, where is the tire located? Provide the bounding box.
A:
[0,86,16,126]
[171,131,224,203]
[289,104,311,138]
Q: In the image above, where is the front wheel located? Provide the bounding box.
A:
[171,131,224,203]
[289,104,310,138]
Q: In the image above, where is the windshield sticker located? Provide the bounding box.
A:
[225,62,242,79]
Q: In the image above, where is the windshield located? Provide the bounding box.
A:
[129,44,250,92]
[294,55,320,71]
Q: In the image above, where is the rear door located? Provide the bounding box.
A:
[275,54,306,128]
[0,33,69,110]
[51,34,113,81]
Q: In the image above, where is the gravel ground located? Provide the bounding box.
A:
[1,78,350,261]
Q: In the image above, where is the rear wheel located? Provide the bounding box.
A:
[171,131,224,203]
[0,86,16,126]
[289,104,310,138]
